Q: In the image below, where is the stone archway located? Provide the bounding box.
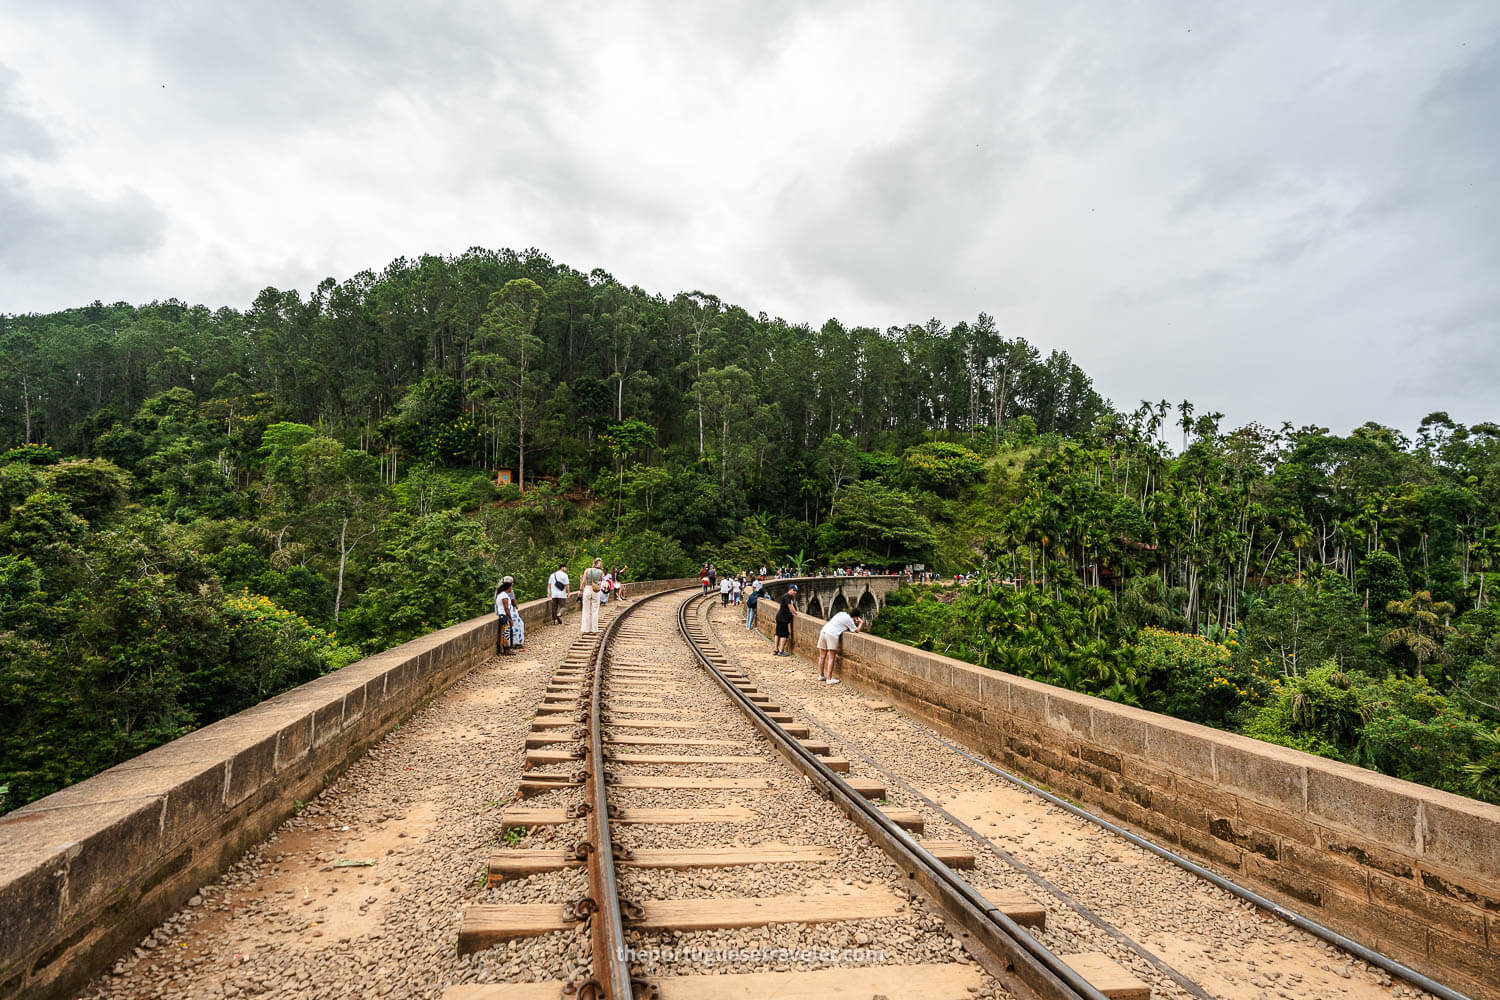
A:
[830,592,850,615]
[807,595,824,618]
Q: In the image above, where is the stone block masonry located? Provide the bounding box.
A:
[752,593,1500,1000]
[0,578,695,1000]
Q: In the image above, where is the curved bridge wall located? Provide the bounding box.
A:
[754,601,1500,999]
[0,577,696,1000]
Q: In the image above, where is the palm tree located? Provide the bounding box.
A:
[1379,590,1456,677]
[1463,728,1500,803]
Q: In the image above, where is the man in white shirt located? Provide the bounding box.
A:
[548,564,570,624]
[816,611,863,685]
[719,574,733,606]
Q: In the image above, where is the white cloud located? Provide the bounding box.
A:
[0,0,1497,433]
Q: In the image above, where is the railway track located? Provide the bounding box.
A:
[447,589,1151,1000]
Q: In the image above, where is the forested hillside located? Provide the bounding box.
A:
[2,246,1496,811]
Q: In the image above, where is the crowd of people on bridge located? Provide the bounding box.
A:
[494,561,875,684]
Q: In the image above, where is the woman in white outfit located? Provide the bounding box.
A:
[581,558,604,634]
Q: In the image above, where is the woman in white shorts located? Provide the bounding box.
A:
[816,611,862,684]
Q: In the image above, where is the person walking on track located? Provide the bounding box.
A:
[773,585,798,656]
[581,558,605,634]
[817,610,862,684]
[548,564,570,624]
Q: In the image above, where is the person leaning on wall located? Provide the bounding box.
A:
[816,609,863,684]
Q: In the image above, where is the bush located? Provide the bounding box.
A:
[188,593,359,718]
[1352,673,1494,797]
[1,443,60,465]
[900,442,985,496]
[1241,699,1344,759]
[1135,627,1275,728]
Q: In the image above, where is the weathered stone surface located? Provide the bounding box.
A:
[1044,691,1093,741]
[1422,795,1500,881]
[1277,839,1371,898]
[1141,719,1219,780]
[1370,871,1488,945]
[1214,737,1307,813]
[1427,929,1500,987]
[0,847,62,972]
[1306,763,1422,853]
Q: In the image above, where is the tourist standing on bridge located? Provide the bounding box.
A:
[509,584,526,650]
[548,563,570,624]
[719,572,733,605]
[493,578,516,655]
[581,558,604,634]
[773,585,797,656]
[745,576,763,629]
[817,610,863,684]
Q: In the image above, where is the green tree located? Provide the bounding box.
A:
[472,279,549,487]
[819,480,936,566]
[1380,590,1457,678]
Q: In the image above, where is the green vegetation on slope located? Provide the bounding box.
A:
[2,246,1498,809]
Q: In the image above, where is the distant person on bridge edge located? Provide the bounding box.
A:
[581,558,604,634]
[773,585,797,656]
[817,610,863,684]
[548,563,570,624]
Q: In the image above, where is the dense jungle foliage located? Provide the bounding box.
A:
[1,246,1497,810]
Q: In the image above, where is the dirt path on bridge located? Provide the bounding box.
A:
[80,606,623,1000]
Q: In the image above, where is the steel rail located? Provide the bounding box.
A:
[578,590,662,1000]
[675,593,1111,1000]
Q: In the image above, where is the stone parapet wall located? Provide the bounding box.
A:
[0,577,695,1000]
[754,605,1500,999]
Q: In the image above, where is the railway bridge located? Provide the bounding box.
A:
[1,577,1496,1000]
[774,573,903,620]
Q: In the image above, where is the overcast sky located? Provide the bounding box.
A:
[2,1,1497,435]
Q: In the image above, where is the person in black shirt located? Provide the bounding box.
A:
[773,585,798,656]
